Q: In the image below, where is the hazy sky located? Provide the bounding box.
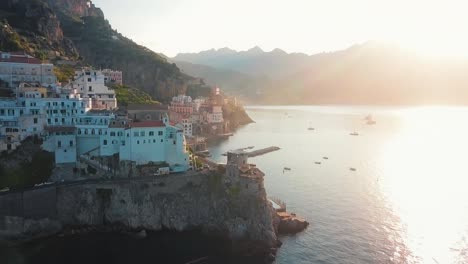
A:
[93,0,468,57]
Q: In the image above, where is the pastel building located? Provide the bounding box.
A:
[168,95,193,115]
[102,69,123,85]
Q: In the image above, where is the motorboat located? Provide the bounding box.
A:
[283,167,291,171]
[322,157,329,160]
[315,161,321,165]
[349,167,356,171]
[349,132,359,136]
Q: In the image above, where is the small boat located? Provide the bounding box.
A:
[322,157,329,160]
[283,167,291,171]
[247,146,254,149]
[349,132,359,136]
[364,114,376,125]
[315,161,321,165]
[308,127,315,131]
[349,167,356,171]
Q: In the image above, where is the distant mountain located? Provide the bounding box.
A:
[175,42,468,105]
[172,60,271,100]
[173,47,312,78]
[266,42,468,105]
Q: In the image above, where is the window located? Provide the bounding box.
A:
[88,86,92,91]
[137,140,140,144]
[57,141,61,148]
[133,131,139,137]
[33,118,38,124]
[143,140,146,143]
[103,140,107,145]
[153,139,156,143]
[140,131,145,137]
[47,119,51,124]
[158,131,163,136]
[87,78,92,82]
[69,141,73,147]
[149,131,154,136]
[121,141,125,146]
[110,132,116,137]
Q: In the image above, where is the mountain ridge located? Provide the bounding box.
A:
[0,0,200,103]
[174,42,468,105]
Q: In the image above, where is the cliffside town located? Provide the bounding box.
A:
[0,51,250,186]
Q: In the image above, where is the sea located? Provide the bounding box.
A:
[3,105,468,264]
[208,105,468,264]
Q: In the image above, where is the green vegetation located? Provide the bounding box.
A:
[0,151,54,189]
[53,65,75,83]
[0,21,29,52]
[111,84,159,107]
[228,183,241,197]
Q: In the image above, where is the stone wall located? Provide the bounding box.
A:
[0,171,278,253]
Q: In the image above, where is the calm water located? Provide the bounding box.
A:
[208,105,468,264]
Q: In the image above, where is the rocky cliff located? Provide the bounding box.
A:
[0,171,278,259]
[0,0,198,103]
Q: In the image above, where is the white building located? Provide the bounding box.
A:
[0,52,56,88]
[65,68,117,110]
[174,118,192,137]
[206,105,224,124]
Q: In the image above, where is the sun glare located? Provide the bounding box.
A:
[378,107,468,263]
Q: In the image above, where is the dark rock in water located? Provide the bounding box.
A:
[276,212,309,234]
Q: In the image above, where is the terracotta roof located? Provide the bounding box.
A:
[130,121,165,128]
[0,55,42,64]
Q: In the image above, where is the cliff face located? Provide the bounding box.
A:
[0,0,77,58]
[45,0,104,18]
[0,0,195,103]
[0,172,277,256]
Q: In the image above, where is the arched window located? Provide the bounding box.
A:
[91,129,95,135]
[78,129,82,135]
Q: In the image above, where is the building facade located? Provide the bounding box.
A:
[0,52,56,88]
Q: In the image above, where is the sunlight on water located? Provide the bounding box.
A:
[209,105,468,263]
[379,107,468,264]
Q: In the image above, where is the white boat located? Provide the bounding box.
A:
[364,114,376,125]
[350,132,359,136]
